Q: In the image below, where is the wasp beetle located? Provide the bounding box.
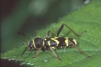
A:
[18,24,91,61]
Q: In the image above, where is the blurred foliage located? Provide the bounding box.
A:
[1,0,101,67]
[1,0,85,52]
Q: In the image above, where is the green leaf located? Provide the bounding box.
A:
[1,0,101,67]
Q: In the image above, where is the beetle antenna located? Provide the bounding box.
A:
[21,46,29,57]
[18,32,31,57]
[18,32,30,41]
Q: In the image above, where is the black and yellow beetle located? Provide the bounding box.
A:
[18,24,91,61]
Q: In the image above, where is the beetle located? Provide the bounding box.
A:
[19,24,91,61]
